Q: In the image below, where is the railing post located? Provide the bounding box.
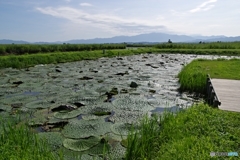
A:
[207,85,213,104]
[210,90,216,105]
[206,74,221,107]
[213,96,219,108]
[206,74,210,93]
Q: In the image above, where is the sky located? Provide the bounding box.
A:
[0,0,240,42]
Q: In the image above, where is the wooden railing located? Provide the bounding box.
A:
[206,74,221,107]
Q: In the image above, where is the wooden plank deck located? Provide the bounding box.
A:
[211,79,240,112]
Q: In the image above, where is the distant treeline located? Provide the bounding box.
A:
[1,42,240,56]
[155,42,240,49]
[126,42,240,49]
[126,44,156,47]
[0,43,126,55]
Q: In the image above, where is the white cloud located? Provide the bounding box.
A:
[64,0,71,3]
[190,0,217,13]
[79,3,92,7]
[36,6,167,35]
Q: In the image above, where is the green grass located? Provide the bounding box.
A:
[125,103,240,160]
[178,58,240,93]
[1,47,240,69]
[0,118,63,160]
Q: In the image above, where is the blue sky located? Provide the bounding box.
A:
[0,0,239,42]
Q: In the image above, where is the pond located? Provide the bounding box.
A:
[0,53,236,159]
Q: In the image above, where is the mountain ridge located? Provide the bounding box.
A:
[0,33,239,44]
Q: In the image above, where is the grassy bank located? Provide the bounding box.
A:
[125,103,240,159]
[0,118,63,160]
[157,48,240,55]
[0,43,126,55]
[0,48,152,69]
[178,58,240,93]
[1,47,240,69]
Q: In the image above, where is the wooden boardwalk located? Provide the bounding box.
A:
[211,79,240,112]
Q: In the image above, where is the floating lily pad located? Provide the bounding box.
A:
[81,114,98,120]
[80,154,103,160]
[70,96,105,106]
[104,132,127,142]
[28,108,53,126]
[0,77,9,85]
[63,136,99,152]
[11,103,23,108]
[108,109,146,124]
[2,94,38,105]
[112,95,154,112]
[62,118,112,139]
[75,102,115,116]
[111,123,133,136]
[53,109,82,119]
[107,142,126,160]
[17,82,44,91]
[37,132,64,151]
[25,100,55,109]
[90,104,114,116]
[28,116,48,126]
[85,138,110,156]
[0,103,12,112]
[51,104,77,112]
[47,116,68,125]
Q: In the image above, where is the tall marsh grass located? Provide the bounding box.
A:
[125,103,240,159]
[126,115,162,160]
[178,58,240,94]
[0,118,63,160]
[178,59,207,94]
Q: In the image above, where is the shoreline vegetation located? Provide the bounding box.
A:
[178,58,240,94]
[1,42,240,159]
[1,48,240,69]
[1,42,240,69]
[125,103,240,159]
[0,117,63,160]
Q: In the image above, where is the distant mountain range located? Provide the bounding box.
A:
[1,32,240,44]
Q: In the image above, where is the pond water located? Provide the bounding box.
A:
[0,53,237,159]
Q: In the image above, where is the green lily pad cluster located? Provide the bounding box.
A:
[0,53,206,158]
